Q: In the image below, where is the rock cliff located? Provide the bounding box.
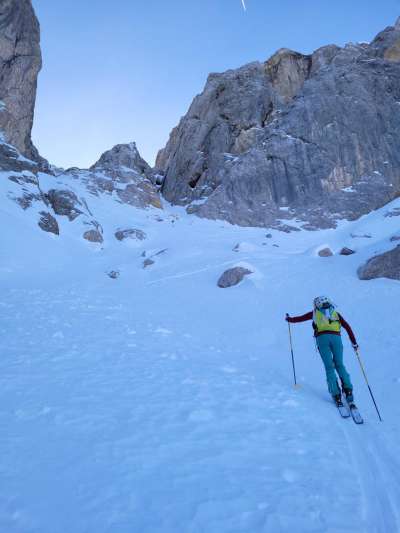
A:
[0,0,42,160]
[157,19,400,229]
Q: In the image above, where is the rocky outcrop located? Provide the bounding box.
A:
[46,190,83,221]
[157,19,400,229]
[38,211,59,235]
[82,143,162,210]
[91,142,151,177]
[358,245,400,280]
[0,0,42,160]
[1,137,159,248]
[217,266,252,288]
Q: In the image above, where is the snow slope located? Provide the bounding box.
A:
[1,172,400,532]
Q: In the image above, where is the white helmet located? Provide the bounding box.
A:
[314,296,332,309]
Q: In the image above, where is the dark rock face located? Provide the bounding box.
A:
[0,0,42,160]
[217,266,253,288]
[38,211,59,235]
[46,190,83,221]
[91,142,151,176]
[158,20,400,229]
[358,245,400,280]
[83,143,162,210]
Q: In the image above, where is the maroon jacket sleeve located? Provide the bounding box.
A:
[287,311,313,323]
[338,313,357,345]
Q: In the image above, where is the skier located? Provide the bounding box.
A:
[286,296,358,406]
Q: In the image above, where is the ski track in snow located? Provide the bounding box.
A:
[1,192,400,532]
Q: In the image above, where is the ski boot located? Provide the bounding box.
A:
[343,388,354,404]
[333,393,343,407]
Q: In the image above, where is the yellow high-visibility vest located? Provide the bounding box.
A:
[314,308,341,333]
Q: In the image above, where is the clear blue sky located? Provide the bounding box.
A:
[31,0,400,169]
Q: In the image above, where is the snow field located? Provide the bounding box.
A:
[1,184,400,532]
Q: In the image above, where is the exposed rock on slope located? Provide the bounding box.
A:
[0,0,42,160]
[217,266,253,288]
[358,245,400,280]
[1,140,160,241]
[157,19,400,229]
[88,143,161,209]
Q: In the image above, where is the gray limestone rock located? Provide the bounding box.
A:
[87,143,162,210]
[357,245,400,280]
[217,266,253,288]
[91,142,151,175]
[46,190,83,221]
[0,0,42,160]
[318,248,333,257]
[158,19,400,229]
[83,229,103,243]
[0,141,37,172]
[38,211,59,235]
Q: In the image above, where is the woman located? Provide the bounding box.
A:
[286,296,358,406]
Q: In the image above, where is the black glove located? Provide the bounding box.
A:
[285,313,290,322]
[352,343,359,351]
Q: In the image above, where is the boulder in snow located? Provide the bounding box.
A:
[83,229,103,243]
[318,247,333,257]
[217,266,253,288]
[340,247,355,256]
[115,228,146,241]
[357,245,400,280]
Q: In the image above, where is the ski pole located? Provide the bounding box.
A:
[286,314,298,387]
[355,348,382,422]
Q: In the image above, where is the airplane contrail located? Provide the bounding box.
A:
[241,0,247,11]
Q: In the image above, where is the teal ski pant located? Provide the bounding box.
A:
[316,334,352,396]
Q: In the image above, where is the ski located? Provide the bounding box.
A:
[335,398,350,418]
[347,402,364,424]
